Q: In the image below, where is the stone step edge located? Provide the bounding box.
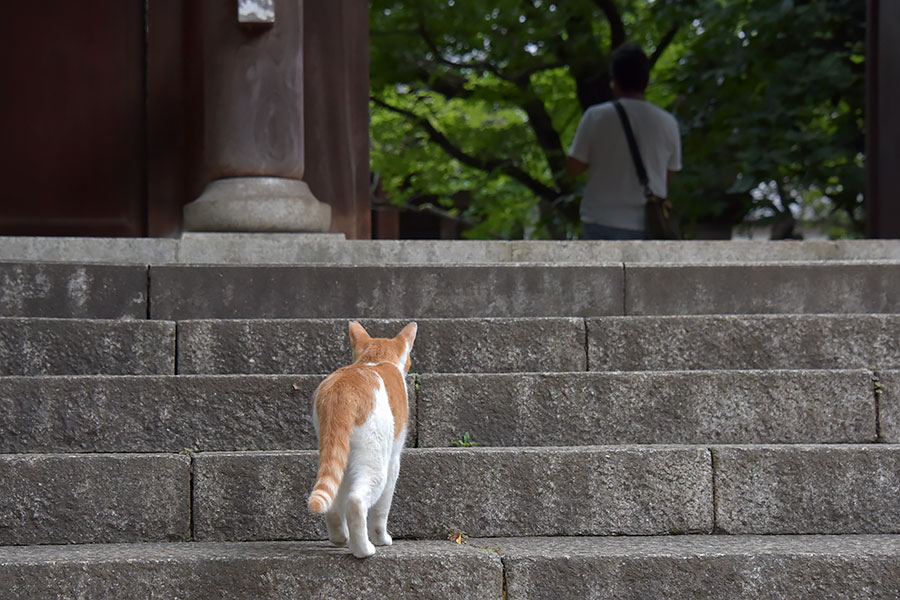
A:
[5,262,900,319]
[3,315,899,376]
[4,446,900,546]
[1,369,895,451]
[2,536,900,600]
[2,235,900,265]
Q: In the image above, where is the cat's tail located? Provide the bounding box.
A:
[307,398,352,514]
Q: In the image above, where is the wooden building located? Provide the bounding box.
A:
[0,0,369,238]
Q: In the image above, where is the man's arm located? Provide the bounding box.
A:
[567,156,588,178]
[667,170,676,186]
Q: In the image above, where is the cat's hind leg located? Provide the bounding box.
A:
[368,435,405,546]
[343,451,384,558]
[324,507,348,547]
[346,494,376,558]
[366,465,396,546]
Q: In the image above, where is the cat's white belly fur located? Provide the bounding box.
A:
[341,377,394,505]
[326,375,406,558]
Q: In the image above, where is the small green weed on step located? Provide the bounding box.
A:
[450,432,479,447]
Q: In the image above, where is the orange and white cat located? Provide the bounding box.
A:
[307,321,417,558]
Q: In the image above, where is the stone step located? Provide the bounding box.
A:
[3,445,898,545]
[1,370,894,453]
[0,453,190,545]
[0,374,324,453]
[0,262,147,319]
[0,540,503,600]
[713,444,900,534]
[150,262,900,318]
[589,314,900,371]
[178,314,900,375]
[4,261,898,319]
[148,264,623,319]
[473,535,900,600]
[4,535,900,599]
[195,445,900,542]
[176,317,587,375]
[3,234,900,265]
[0,318,175,375]
[0,446,708,545]
[5,314,898,376]
[416,370,883,446]
[626,262,900,315]
[194,446,713,542]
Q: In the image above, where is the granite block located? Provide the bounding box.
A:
[150,264,623,319]
[0,318,174,375]
[0,540,502,599]
[625,262,900,315]
[714,445,900,534]
[416,370,876,446]
[193,446,713,541]
[0,453,190,544]
[177,317,586,374]
[588,315,900,370]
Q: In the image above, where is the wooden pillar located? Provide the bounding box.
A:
[182,0,331,232]
[867,0,900,238]
[303,0,371,239]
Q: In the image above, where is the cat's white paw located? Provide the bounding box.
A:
[370,529,392,546]
[350,540,376,559]
[325,515,348,547]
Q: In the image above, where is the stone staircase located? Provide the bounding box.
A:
[1,236,899,598]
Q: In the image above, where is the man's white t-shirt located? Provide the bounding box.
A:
[569,98,682,231]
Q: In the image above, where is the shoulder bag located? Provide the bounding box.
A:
[612,100,682,240]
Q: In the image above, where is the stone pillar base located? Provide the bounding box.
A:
[183,177,331,232]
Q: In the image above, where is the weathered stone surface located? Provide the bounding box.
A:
[0,375,386,452]
[880,370,900,442]
[714,445,900,534]
[177,318,586,374]
[0,236,177,264]
[626,262,900,315]
[177,233,346,264]
[149,264,623,319]
[183,178,332,233]
[588,315,900,370]
[0,540,503,599]
[0,263,148,318]
[417,371,876,446]
[481,535,900,600]
[179,236,512,265]
[3,236,900,265]
[0,318,175,375]
[0,454,190,545]
[510,240,900,264]
[193,446,712,541]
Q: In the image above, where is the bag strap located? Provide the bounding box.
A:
[612,100,652,196]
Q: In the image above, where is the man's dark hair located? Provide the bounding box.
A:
[610,42,650,93]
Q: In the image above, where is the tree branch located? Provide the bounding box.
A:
[515,86,568,185]
[415,18,501,75]
[415,17,565,83]
[650,24,680,68]
[591,0,626,48]
[371,96,560,200]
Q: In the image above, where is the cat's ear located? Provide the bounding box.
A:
[397,322,417,349]
[348,321,371,355]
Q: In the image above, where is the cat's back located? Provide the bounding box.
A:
[315,362,408,437]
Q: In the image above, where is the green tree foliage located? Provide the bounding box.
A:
[370,0,865,239]
[669,0,866,237]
